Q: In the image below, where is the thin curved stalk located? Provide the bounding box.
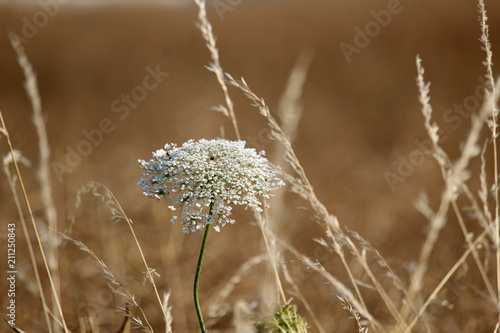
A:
[194,200,215,332]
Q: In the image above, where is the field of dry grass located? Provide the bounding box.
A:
[1,0,500,332]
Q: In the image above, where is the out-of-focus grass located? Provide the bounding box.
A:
[1,0,500,332]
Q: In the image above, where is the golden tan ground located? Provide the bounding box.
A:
[1,0,500,332]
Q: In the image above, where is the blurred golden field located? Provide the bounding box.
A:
[1,0,500,332]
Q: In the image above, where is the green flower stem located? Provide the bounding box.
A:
[194,200,215,333]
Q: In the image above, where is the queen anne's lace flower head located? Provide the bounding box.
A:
[138,139,284,233]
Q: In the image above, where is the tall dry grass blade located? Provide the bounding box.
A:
[154,218,189,333]
[337,295,368,333]
[232,300,254,333]
[276,47,314,146]
[259,48,313,316]
[402,57,500,323]
[343,235,407,330]
[282,263,325,333]
[60,233,154,333]
[256,212,287,305]
[194,0,240,140]
[478,0,500,315]
[116,312,131,333]
[208,254,268,311]
[5,324,27,333]
[417,57,497,304]
[280,241,383,332]
[193,0,305,316]
[405,228,490,332]
[162,292,173,333]
[347,228,432,330]
[223,73,374,321]
[450,140,496,302]
[257,49,313,317]
[478,0,495,93]
[411,51,495,309]
[479,140,493,225]
[347,229,408,297]
[258,208,284,315]
[76,307,99,333]
[413,23,497,307]
[9,33,67,333]
[69,181,169,324]
[1,115,53,333]
[9,35,62,331]
[451,196,497,301]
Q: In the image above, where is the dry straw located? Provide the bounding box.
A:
[196,0,500,331]
[2,36,68,333]
[3,0,500,331]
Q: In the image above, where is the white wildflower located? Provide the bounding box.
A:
[138,139,284,233]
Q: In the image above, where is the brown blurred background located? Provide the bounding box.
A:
[1,0,500,332]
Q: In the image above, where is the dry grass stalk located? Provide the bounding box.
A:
[260,48,313,316]
[281,263,325,333]
[7,326,28,333]
[337,295,368,333]
[343,234,406,329]
[255,212,287,305]
[223,73,381,327]
[194,0,297,322]
[4,0,500,331]
[479,141,493,225]
[257,207,285,316]
[8,35,67,333]
[405,228,490,332]
[162,292,173,333]
[0,119,54,333]
[276,48,314,146]
[60,233,153,332]
[194,0,241,140]
[233,300,254,333]
[478,0,500,321]
[279,239,383,331]
[208,254,268,311]
[401,55,500,323]
[409,35,497,319]
[68,181,169,324]
[76,307,99,333]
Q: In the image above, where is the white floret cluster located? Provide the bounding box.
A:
[138,139,284,233]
